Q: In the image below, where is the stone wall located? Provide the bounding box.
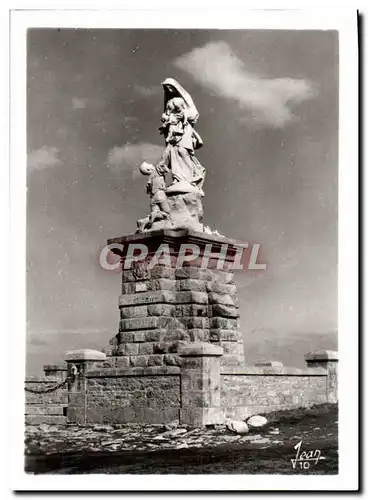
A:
[220,366,328,420]
[85,367,181,424]
[61,347,338,426]
[26,347,338,426]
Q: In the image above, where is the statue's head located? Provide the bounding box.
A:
[165,84,176,94]
[162,78,179,96]
[161,77,199,124]
[139,162,155,176]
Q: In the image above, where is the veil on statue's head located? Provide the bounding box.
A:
[162,78,199,124]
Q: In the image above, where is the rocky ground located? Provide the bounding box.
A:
[25,404,338,475]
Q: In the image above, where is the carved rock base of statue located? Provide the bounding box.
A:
[167,191,203,231]
[138,190,204,233]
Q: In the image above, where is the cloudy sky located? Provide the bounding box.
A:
[27,29,338,374]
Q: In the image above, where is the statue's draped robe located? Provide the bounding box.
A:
[159,81,205,190]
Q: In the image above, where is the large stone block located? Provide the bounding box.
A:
[133,331,147,342]
[138,343,154,355]
[175,304,209,317]
[176,268,234,284]
[125,343,139,356]
[115,344,127,356]
[152,342,185,354]
[135,281,148,292]
[147,304,176,316]
[150,266,176,280]
[209,329,242,342]
[208,292,236,306]
[181,317,210,329]
[206,281,236,294]
[148,354,164,366]
[119,290,176,307]
[178,279,207,292]
[144,330,163,342]
[121,282,136,294]
[114,356,130,368]
[119,317,159,331]
[120,305,148,319]
[210,317,239,329]
[152,342,172,354]
[175,291,208,304]
[189,329,210,342]
[129,355,149,367]
[115,332,135,343]
[211,304,240,318]
[164,354,182,366]
[147,278,176,291]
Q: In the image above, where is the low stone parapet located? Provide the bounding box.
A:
[25,376,68,425]
[26,347,338,427]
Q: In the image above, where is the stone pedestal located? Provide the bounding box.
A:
[65,349,106,424]
[179,343,224,426]
[105,229,245,370]
[305,350,338,403]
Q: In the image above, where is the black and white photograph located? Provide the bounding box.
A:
[8,7,358,491]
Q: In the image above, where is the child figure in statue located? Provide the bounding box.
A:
[159,108,184,146]
[136,162,170,232]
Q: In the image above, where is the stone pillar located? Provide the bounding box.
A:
[305,350,338,403]
[43,363,68,381]
[65,349,106,424]
[179,343,224,426]
[106,229,246,370]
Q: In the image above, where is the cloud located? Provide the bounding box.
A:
[72,97,88,109]
[28,146,62,172]
[174,41,317,128]
[133,84,161,97]
[106,142,163,177]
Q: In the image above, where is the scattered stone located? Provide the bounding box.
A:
[92,424,115,432]
[24,403,337,460]
[252,437,271,444]
[176,442,189,449]
[226,420,249,434]
[164,420,179,431]
[162,428,188,438]
[152,435,170,441]
[247,415,268,428]
[101,440,118,446]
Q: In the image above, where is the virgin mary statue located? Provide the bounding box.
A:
[157,78,206,195]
